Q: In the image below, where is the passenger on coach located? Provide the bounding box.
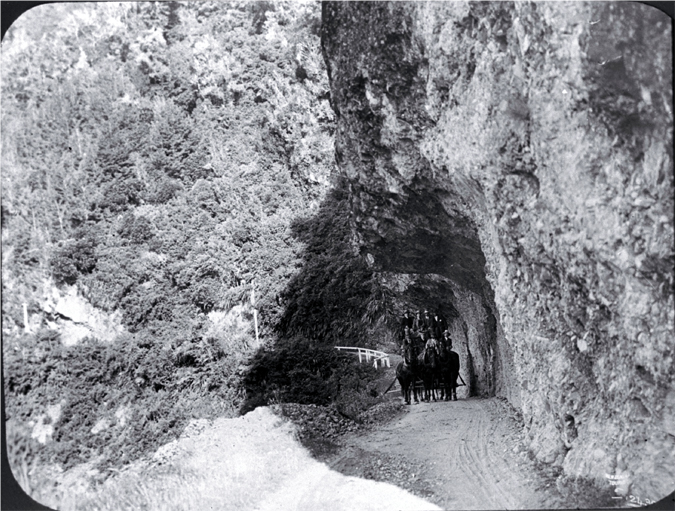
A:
[422,309,434,336]
[425,334,438,354]
[413,310,424,333]
[401,326,413,351]
[434,311,447,338]
[416,330,427,354]
[443,330,453,350]
[401,310,414,332]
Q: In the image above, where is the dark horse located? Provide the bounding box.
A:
[417,347,440,402]
[438,343,460,401]
[396,342,419,405]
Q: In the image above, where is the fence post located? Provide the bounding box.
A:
[23,302,29,333]
[251,282,259,347]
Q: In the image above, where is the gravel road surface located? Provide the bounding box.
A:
[327,396,567,510]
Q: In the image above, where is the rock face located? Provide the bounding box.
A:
[322,1,673,500]
[42,283,126,346]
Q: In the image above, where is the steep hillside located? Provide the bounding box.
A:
[2,0,359,486]
[322,0,673,501]
[2,1,333,343]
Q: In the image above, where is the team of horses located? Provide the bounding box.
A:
[396,339,460,405]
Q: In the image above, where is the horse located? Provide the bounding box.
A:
[396,342,419,405]
[417,347,440,402]
[438,342,460,401]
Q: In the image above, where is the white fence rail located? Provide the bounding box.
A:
[335,346,391,369]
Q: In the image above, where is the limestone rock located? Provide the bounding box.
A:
[54,287,90,324]
[322,1,673,499]
[42,283,126,345]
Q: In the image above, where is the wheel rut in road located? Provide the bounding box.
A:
[327,397,564,510]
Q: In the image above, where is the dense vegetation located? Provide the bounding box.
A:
[2,1,391,484]
[278,184,390,343]
[2,1,332,338]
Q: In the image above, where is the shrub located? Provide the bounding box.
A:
[148,178,182,204]
[3,327,250,470]
[241,336,378,412]
[99,177,143,213]
[276,184,381,345]
[118,214,154,244]
[10,228,40,267]
[49,230,98,285]
[49,253,79,286]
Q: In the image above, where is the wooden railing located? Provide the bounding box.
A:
[335,346,391,369]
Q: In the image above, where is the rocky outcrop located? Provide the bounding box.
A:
[42,283,126,346]
[322,1,673,500]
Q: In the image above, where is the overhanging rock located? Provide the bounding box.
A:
[322,1,674,499]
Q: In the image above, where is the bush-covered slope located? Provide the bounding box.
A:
[2,0,370,483]
[277,184,386,343]
[2,3,423,497]
[2,1,333,339]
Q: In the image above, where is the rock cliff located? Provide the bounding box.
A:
[322,1,673,500]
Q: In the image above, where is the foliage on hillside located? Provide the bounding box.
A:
[5,330,242,474]
[2,0,363,479]
[2,3,398,492]
[2,1,333,339]
[240,180,404,413]
[277,183,386,343]
[241,335,379,415]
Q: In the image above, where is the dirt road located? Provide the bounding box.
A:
[43,393,597,510]
[328,396,565,510]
